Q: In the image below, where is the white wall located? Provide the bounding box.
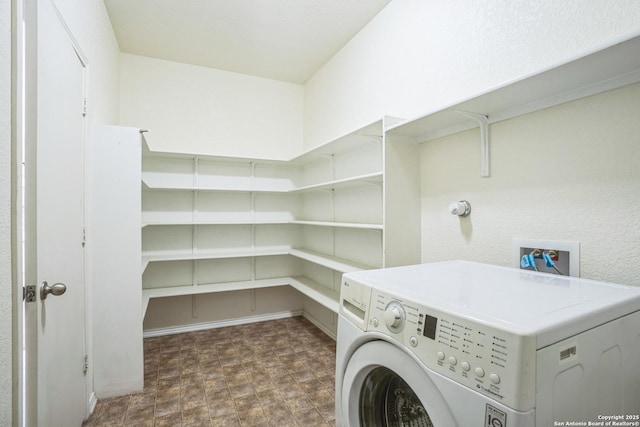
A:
[304,0,640,286]
[0,0,12,422]
[119,54,304,160]
[420,83,640,286]
[304,0,640,149]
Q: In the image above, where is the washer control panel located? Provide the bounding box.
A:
[368,290,536,412]
[383,301,405,332]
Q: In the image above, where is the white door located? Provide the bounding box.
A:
[23,0,89,425]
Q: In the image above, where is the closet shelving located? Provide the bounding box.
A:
[386,35,640,176]
[141,120,385,318]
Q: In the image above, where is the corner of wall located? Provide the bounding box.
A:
[0,0,13,422]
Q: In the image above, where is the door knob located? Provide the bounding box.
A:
[40,281,67,300]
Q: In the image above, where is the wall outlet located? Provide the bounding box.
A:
[513,238,579,277]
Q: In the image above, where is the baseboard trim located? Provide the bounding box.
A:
[86,392,98,420]
[94,379,145,400]
[302,311,337,340]
[143,310,303,338]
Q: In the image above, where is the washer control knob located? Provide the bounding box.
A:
[436,351,445,361]
[383,302,405,332]
[372,317,379,327]
[489,373,501,384]
[461,361,471,371]
[448,356,457,365]
[409,336,418,347]
[475,367,485,378]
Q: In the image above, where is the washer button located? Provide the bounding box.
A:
[461,361,471,371]
[475,367,485,377]
[372,317,379,327]
[489,373,501,384]
[436,351,445,361]
[409,336,418,347]
[448,356,457,365]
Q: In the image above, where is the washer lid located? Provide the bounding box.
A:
[344,261,640,347]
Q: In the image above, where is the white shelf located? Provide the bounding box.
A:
[143,248,290,259]
[142,277,294,317]
[290,220,383,230]
[290,120,383,164]
[289,248,375,273]
[142,178,291,193]
[288,276,340,313]
[142,136,290,164]
[141,219,290,228]
[387,35,640,142]
[142,118,384,164]
[142,246,375,274]
[143,171,383,194]
[141,248,290,273]
[141,275,339,318]
[141,219,381,229]
[291,171,383,193]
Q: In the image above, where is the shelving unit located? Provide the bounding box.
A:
[387,35,640,176]
[140,120,387,320]
[135,30,640,329]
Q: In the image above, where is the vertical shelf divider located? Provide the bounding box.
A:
[250,161,257,310]
[192,158,199,292]
[192,295,198,318]
[328,154,336,261]
[192,236,198,289]
[192,196,198,256]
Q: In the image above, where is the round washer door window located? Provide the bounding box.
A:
[341,340,456,427]
[360,366,434,427]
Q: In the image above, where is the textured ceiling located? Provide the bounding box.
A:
[103,0,391,84]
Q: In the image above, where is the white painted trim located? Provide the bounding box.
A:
[93,381,145,400]
[14,2,26,426]
[142,310,303,338]
[301,311,337,340]
[45,0,88,66]
[86,392,97,419]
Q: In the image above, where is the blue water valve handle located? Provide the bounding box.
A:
[528,252,538,271]
[521,254,531,269]
[542,252,555,268]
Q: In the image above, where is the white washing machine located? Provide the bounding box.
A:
[336,261,640,427]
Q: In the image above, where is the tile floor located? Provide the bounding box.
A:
[83,316,337,426]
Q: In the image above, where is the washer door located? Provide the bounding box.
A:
[341,340,457,427]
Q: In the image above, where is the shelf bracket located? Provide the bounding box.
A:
[192,295,198,318]
[250,161,256,188]
[454,110,490,177]
[193,157,199,187]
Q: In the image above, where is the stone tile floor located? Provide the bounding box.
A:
[83,316,336,426]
